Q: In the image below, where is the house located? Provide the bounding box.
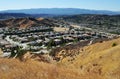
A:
[64,37,74,43]
[0,39,10,46]
[54,39,62,45]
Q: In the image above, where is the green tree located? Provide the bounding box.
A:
[47,39,55,49]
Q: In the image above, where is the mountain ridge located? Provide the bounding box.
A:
[0,8,120,15]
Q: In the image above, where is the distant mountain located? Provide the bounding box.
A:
[0,8,120,15]
[0,13,58,20]
[0,13,32,20]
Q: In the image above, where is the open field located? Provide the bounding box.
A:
[53,27,69,32]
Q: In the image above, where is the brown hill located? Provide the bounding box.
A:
[55,38,120,79]
[0,17,68,29]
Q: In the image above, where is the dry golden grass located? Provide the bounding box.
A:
[58,38,120,79]
[0,58,102,79]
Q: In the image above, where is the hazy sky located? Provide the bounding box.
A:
[0,0,120,11]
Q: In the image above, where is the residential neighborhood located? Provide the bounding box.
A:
[0,25,119,57]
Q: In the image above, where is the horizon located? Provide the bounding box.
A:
[0,0,120,11]
[0,8,120,12]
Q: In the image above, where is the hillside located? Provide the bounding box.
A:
[0,38,120,79]
[0,58,102,79]
[0,17,70,29]
[56,14,120,34]
[53,38,120,79]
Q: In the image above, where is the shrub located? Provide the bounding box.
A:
[47,39,55,49]
[112,42,117,47]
